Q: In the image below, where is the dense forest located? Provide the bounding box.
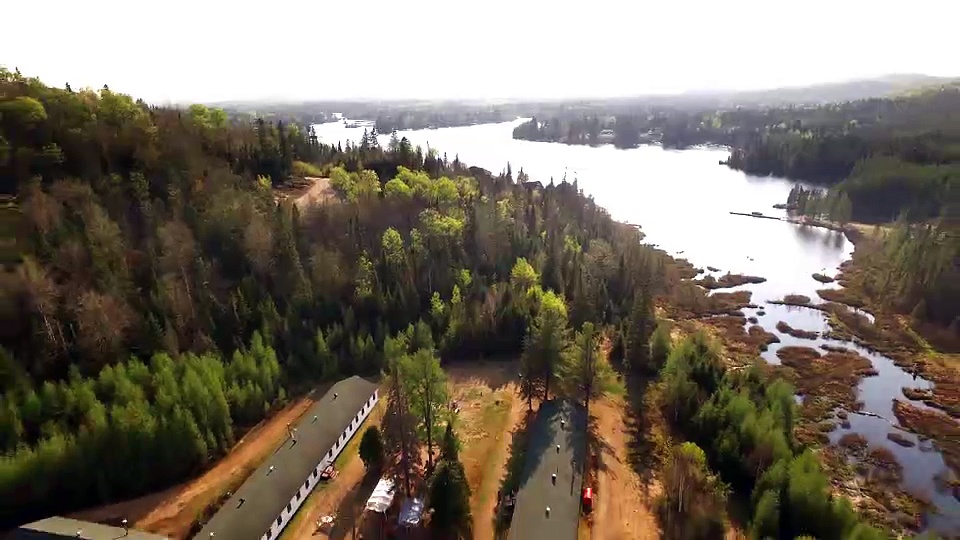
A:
[208,101,516,135]
[373,107,511,133]
[657,333,886,539]
[511,116,649,149]
[725,85,960,222]
[860,218,959,331]
[0,67,681,526]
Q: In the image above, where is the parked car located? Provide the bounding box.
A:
[581,487,593,513]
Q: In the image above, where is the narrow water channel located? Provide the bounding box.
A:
[312,119,960,534]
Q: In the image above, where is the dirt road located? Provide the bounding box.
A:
[590,396,661,540]
[294,177,332,210]
[72,396,317,539]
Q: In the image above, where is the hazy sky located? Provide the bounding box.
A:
[4,0,958,103]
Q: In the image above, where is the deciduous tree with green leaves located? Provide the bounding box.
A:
[398,348,449,469]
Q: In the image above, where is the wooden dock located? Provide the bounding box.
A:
[729,211,783,221]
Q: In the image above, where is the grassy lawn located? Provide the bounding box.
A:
[279,399,386,540]
[472,393,513,511]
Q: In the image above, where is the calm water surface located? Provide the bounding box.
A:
[313,119,959,533]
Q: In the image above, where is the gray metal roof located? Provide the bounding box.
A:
[9,516,168,540]
[507,399,587,540]
[196,376,379,540]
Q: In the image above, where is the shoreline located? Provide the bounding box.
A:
[680,217,958,535]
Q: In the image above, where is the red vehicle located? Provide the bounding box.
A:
[581,487,593,513]
[319,464,338,481]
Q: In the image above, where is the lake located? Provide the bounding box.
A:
[313,119,959,534]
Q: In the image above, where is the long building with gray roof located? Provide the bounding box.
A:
[507,399,587,540]
[9,516,169,540]
[196,376,379,540]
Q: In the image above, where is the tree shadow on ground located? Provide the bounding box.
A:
[585,412,617,488]
[445,357,521,393]
[622,373,663,501]
[323,470,381,540]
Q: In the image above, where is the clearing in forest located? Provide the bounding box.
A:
[293,177,333,209]
[445,361,525,540]
[285,360,523,540]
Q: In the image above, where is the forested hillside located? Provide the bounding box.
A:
[0,68,680,526]
[725,85,960,222]
[0,69,898,538]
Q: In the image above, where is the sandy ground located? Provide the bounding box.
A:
[293,177,333,210]
[444,361,525,540]
[280,402,386,540]
[273,177,333,211]
[589,395,661,540]
[72,396,317,539]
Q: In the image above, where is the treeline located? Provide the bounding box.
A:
[0,333,280,518]
[786,185,853,224]
[374,108,511,133]
[658,333,887,539]
[509,108,770,150]
[785,183,958,331]
[0,68,682,525]
[511,115,651,148]
[727,86,960,222]
[510,87,960,223]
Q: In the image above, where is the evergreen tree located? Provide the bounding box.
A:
[561,322,617,420]
[359,425,385,472]
[382,363,421,496]
[625,289,656,373]
[428,459,472,538]
[520,290,571,403]
[649,321,672,372]
[440,421,459,462]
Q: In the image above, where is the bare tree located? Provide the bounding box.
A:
[243,213,274,275]
[157,220,197,312]
[72,289,133,368]
[17,258,67,360]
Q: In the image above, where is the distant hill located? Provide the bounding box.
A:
[685,74,956,107]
